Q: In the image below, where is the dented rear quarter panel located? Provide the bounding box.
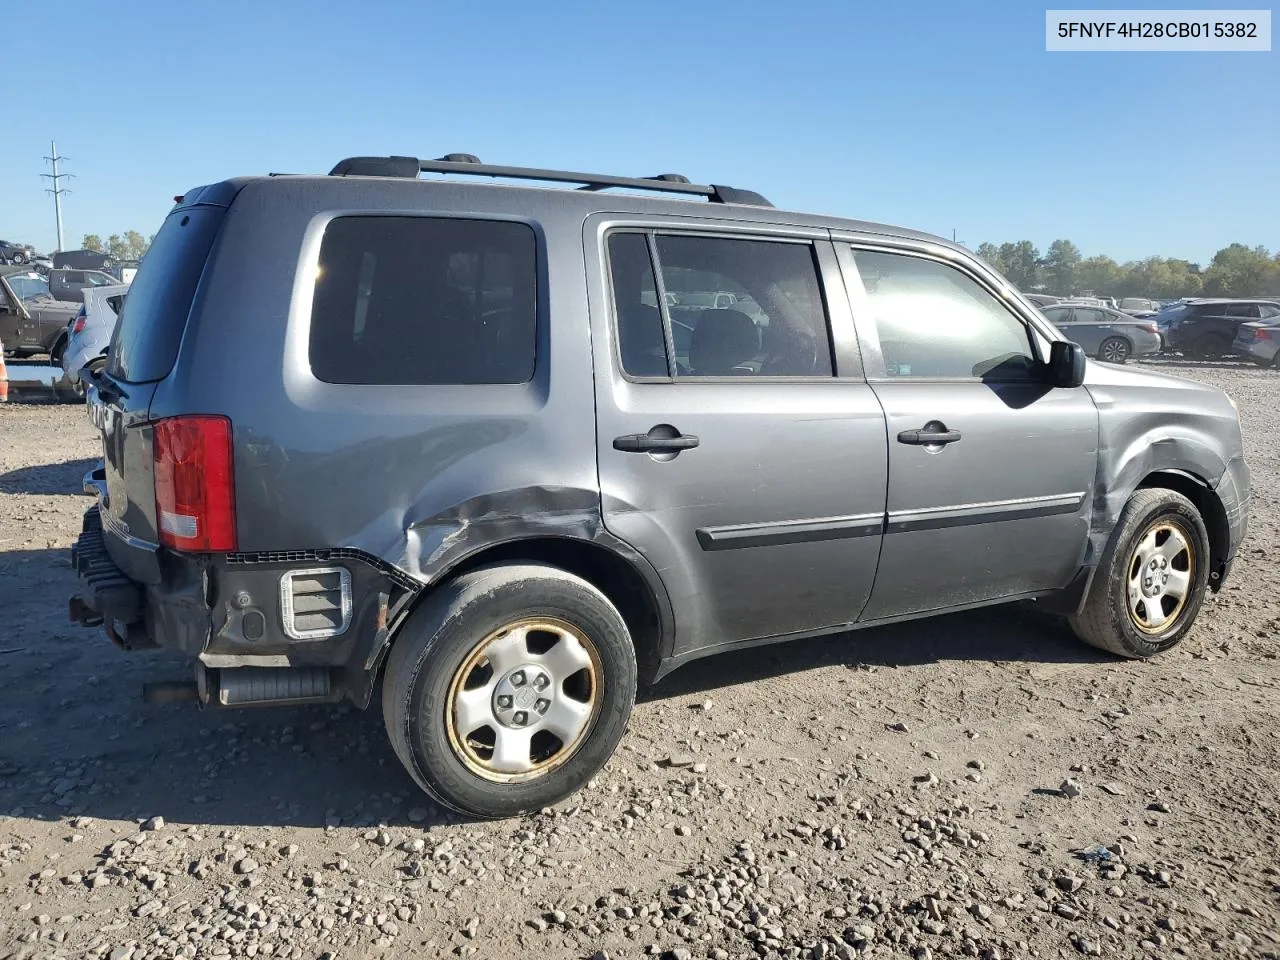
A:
[153,177,611,584]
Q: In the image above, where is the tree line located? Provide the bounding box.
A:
[974,240,1280,300]
[80,232,152,262]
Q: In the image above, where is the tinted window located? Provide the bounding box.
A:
[655,235,832,377]
[108,206,224,383]
[1042,307,1071,323]
[1223,303,1260,319]
[310,217,536,385]
[1259,304,1280,319]
[854,249,1037,380]
[608,233,669,378]
[1073,308,1107,324]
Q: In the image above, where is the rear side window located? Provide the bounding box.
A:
[108,207,224,383]
[309,216,537,385]
[608,231,834,379]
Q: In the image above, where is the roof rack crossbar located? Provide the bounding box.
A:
[327,156,771,206]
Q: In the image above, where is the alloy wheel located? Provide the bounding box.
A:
[445,618,602,782]
[1126,520,1195,634]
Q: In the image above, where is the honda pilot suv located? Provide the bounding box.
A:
[71,154,1251,818]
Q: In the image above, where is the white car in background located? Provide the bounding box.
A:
[61,283,128,394]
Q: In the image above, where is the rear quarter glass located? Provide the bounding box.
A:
[107,206,225,383]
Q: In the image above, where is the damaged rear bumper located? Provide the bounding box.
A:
[69,505,416,708]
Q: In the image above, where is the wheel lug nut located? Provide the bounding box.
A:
[496,695,512,708]
[533,674,548,690]
[510,670,525,686]
[535,698,550,713]
[514,711,528,726]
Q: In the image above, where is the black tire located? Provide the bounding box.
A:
[382,562,637,819]
[1098,337,1131,364]
[50,334,67,367]
[10,252,26,265]
[1068,488,1210,658]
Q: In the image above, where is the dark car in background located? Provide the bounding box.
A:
[0,241,36,265]
[1156,299,1280,358]
[0,267,81,358]
[48,268,123,303]
[1040,304,1162,363]
[52,249,117,273]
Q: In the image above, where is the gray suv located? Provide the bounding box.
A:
[70,154,1251,818]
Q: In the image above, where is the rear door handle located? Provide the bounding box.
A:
[898,427,962,446]
[613,431,700,454]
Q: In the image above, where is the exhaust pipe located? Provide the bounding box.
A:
[195,664,341,708]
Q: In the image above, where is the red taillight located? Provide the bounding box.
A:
[72,316,86,334]
[153,416,236,552]
[1256,329,1273,341]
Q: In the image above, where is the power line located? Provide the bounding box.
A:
[42,141,73,253]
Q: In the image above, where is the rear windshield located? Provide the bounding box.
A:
[107,206,224,383]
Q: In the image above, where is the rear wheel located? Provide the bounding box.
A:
[382,562,637,819]
[1068,488,1210,658]
[1098,337,1131,364]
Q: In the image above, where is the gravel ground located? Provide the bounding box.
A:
[1,359,1278,960]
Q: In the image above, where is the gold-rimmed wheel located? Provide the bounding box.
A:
[445,617,603,782]
[1125,520,1195,634]
[1069,488,1211,659]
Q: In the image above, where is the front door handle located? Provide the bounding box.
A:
[898,425,962,446]
[613,428,700,454]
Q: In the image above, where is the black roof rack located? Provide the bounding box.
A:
[327,154,771,207]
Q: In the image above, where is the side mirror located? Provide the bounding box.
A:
[1048,341,1087,388]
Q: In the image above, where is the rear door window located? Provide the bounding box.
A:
[607,231,834,379]
[309,216,537,385]
[108,206,225,383]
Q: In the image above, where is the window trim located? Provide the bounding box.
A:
[301,211,543,388]
[837,239,1053,384]
[602,225,845,385]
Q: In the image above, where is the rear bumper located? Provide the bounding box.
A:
[69,508,151,649]
[1233,341,1277,365]
[70,505,412,708]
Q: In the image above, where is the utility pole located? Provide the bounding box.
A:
[42,141,73,253]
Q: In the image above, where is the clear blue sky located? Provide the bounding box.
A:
[2,0,1275,264]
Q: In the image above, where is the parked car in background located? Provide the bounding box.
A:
[1040,304,1162,363]
[32,256,54,276]
[69,152,1250,820]
[0,241,36,264]
[114,259,141,284]
[1023,293,1060,307]
[1119,298,1158,315]
[61,283,128,391]
[1232,316,1280,367]
[0,267,81,358]
[48,268,122,303]
[1156,299,1280,358]
[53,249,116,273]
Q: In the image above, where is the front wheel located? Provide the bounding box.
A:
[382,562,637,819]
[1068,488,1210,658]
[1098,337,1131,364]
